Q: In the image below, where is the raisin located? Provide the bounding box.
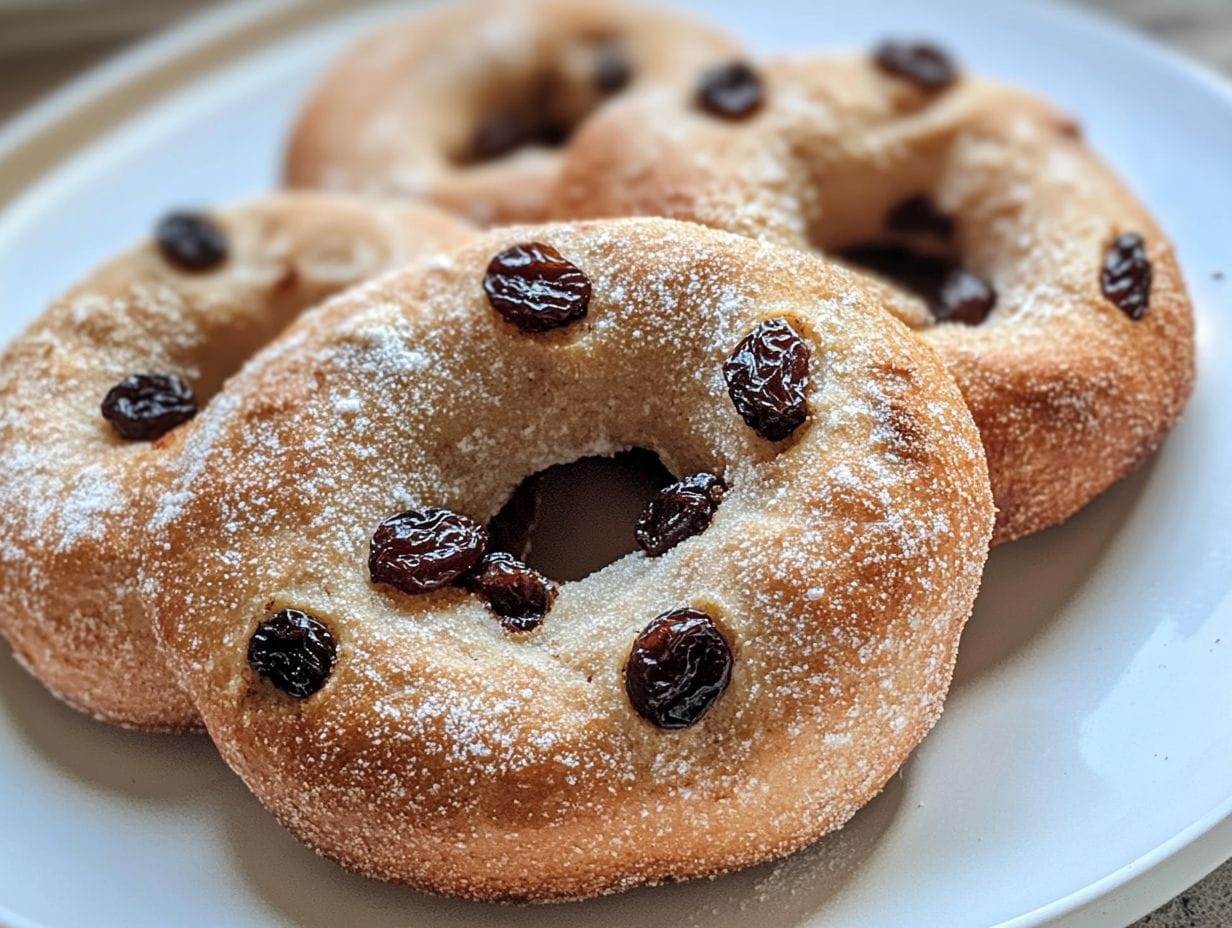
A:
[101,373,197,441]
[696,62,763,120]
[625,608,732,729]
[1101,232,1152,320]
[469,113,526,162]
[370,508,488,594]
[155,211,228,272]
[936,269,997,325]
[594,48,632,94]
[635,473,727,557]
[534,120,571,148]
[465,551,558,633]
[873,41,957,91]
[483,242,591,333]
[886,194,954,239]
[247,609,337,698]
[723,318,811,441]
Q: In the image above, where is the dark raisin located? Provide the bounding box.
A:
[886,194,954,239]
[936,269,997,325]
[470,113,527,162]
[155,212,228,272]
[1101,232,1152,320]
[696,62,763,120]
[594,48,632,94]
[370,508,488,594]
[873,41,957,91]
[723,318,811,442]
[465,551,557,633]
[483,242,591,333]
[635,473,727,557]
[247,609,337,698]
[625,608,732,729]
[534,120,571,148]
[101,373,197,441]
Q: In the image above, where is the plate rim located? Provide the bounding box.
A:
[0,1,1229,926]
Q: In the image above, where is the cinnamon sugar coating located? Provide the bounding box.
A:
[0,193,473,730]
[552,55,1196,542]
[284,0,743,225]
[144,219,993,899]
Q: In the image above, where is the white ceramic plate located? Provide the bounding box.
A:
[1,1,1230,926]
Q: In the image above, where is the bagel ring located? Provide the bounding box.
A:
[285,0,743,225]
[144,218,994,900]
[0,193,473,730]
[552,51,1197,542]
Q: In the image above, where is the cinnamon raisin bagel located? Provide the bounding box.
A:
[552,50,1196,543]
[284,0,742,225]
[143,218,994,899]
[0,193,473,730]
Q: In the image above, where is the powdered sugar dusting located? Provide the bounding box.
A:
[141,218,993,899]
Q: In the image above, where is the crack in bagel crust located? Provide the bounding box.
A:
[0,194,474,730]
[143,218,994,900]
[550,53,1196,543]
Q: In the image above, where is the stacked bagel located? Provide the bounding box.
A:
[0,0,1193,904]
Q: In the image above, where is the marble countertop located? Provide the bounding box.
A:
[0,1,1228,925]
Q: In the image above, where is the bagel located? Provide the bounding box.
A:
[552,50,1197,543]
[0,193,473,730]
[143,218,994,900]
[285,0,743,225]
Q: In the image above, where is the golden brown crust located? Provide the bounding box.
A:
[285,0,742,225]
[552,55,1196,543]
[145,218,993,899]
[0,193,474,730]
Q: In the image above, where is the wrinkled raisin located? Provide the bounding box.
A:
[594,48,632,94]
[465,551,557,633]
[101,373,197,441]
[1101,232,1152,320]
[247,609,337,698]
[483,242,591,333]
[625,608,732,729]
[936,269,997,325]
[370,508,488,594]
[886,194,954,238]
[723,318,811,441]
[873,41,957,91]
[635,473,727,557]
[696,62,763,120]
[155,211,228,272]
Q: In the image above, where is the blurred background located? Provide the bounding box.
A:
[1,0,1231,122]
[0,0,1230,926]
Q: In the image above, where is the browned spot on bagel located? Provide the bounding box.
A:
[872,363,931,463]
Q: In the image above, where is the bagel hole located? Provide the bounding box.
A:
[488,448,674,582]
[839,243,996,326]
[840,244,957,304]
[455,40,632,166]
[834,194,996,326]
